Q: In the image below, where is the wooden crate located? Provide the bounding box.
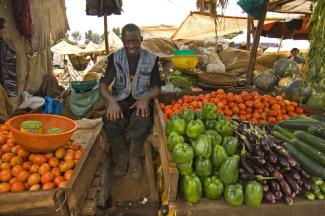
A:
[0,130,106,216]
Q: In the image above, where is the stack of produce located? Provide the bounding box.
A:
[166,104,263,207]
[160,89,305,124]
[165,70,196,92]
[272,115,325,200]
[234,121,311,205]
[20,120,43,134]
[0,124,82,193]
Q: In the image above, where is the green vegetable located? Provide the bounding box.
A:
[169,117,186,135]
[219,155,239,186]
[222,136,238,156]
[180,108,195,123]
[284,79,311,103]
[273,57,299,78]
[215,119,234,136]
[194,111,203,120]
[244,181,263,207]
[172,143,194,163]
[193,134,212,159]
[294,130,325,153]
[186,119,205,139]
[205,130,222,146]
[280,141,325,179]
[177,160,193,176]
[320,183,325,193]
[204,119,218,130]
[311,177,324,186]
[47,128,63,134]
[306,92,325,111]
[20,120,42,129]
[212,145,228,168]
[315,191,324,200]
[305,191,316,200]
[202,103,217,120]
[182,173,202,204]
[165,115,180,134]
[254,71,278,92]
[167,132,184,151]
[224,183,244,206]
[203,176,224,199]
[195,158,213,177]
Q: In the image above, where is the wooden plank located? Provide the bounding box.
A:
[144,135,159,202]
[0,190,68,216]
[64,130,106,215]
[153,99,179,202]
[81,199,97,216]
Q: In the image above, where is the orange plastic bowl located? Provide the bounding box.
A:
[5,114,78,153]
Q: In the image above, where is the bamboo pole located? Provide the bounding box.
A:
[104,15,109,55]
[247,16,252,50]
[246,0,270,86]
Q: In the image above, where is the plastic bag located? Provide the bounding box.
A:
[69,80,100,117]
[43,96,63,115]
[237,0,266,19]
[19,91,45,109]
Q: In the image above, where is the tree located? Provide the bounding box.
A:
[71,31,82,43]
[84,30,94,44]
[112,27,121,38]
[196,0,228,15]
[92,33,101,43]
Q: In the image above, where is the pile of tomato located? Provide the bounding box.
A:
[0,124,82,193]
[160,89,305,124]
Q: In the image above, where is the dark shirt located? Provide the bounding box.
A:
[100,53,161,90]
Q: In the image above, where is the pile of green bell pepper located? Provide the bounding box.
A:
[182,173,202,204]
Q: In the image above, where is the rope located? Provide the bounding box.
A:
[55,192,67,213]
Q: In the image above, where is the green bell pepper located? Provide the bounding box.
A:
[204,119,218,130]
[177,160,193,176]
[224,183,244,206]
[172,143,194,163]
[202,103,217,120]
[205,130,222,146]
[180,108,195,123]
[212,145,228,168]
[222,136,238,156]
[195,158,212,177]
[193,134,212,159]
[245,181,263,207]
[183,173,202,204]
[203,176,224,199]
[186,119,205,139]
[165,114,179,134]
[219,155,239,186]
[166,116,186,135]
[167,132,184,151]
[194,111,203,120]
[215,119,234,136]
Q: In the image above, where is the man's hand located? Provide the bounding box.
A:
[106,101,124,122]
[130,96,149,117]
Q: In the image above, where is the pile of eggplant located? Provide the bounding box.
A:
[233,121,311,205]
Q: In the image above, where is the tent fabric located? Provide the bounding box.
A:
[0,0,68,117]
[51,41,83,55]
[142,38,178,57]
[171,12,282,41]
[141,25,178,39]
[269,0,312,14]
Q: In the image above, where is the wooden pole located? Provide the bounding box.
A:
[104,15,109,55]
[277,22,286,54]
[246,0,269,86]
[247,16,252,50]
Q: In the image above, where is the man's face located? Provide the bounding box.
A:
[122,31,141,57]
[292,50,298,56]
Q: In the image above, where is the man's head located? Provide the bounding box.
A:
[122,23,142,57]
[63,59,67,64]
[291,48,299,56]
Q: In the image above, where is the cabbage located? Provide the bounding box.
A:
[273,58,299,78]
[307,92,325,111]
[254,71,278,92]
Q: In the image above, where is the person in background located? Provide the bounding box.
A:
[84,55,95,73]
[100,23,161,179]
[288,48,305,64]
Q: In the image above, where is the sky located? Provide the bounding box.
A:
[65,0,245,35]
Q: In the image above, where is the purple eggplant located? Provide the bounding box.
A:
[290,168,301,181]
[272,170,284,181]
[274,190,283,200]
[277,155,290,169]
[285,154,298,167]
[278,179,292,197]
[284,195,293,205]
[301,177,312,190]
[240,155,254,174]
[270,180,280,191]
[264,191,276,204]
[284,174,299,194]
[267,150,278,164]
[254,145,265,157]
[247,155,266,165]
[266,162,275,173]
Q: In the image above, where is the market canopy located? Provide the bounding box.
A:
[269,0,312,15]
[171,12,283,41]
[51,40,83,55]
[141,25,178,39]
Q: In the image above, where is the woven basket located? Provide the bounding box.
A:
[198,73,237,85]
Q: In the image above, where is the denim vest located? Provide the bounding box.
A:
[112,48,157,101]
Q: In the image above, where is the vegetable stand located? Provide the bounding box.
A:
[0,118,106,216]
[153,91,325,215]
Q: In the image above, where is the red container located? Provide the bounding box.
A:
[5,114,77,153]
